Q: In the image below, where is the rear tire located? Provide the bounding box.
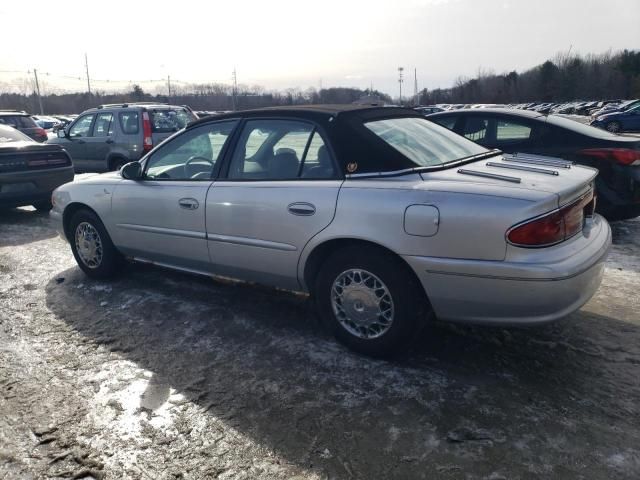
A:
[109,157,127,172]
[69,209,122,279]
[315,246,429,358]
[605,121,621,133]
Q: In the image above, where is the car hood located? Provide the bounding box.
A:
[74,171,122,184]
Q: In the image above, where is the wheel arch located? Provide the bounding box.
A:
[62,202,102,242]
[107,154,129,171]
[301,237,428,302]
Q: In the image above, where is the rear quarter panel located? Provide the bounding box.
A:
[298,175,549,289]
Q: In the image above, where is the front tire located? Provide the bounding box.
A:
[33,200,53,212]
[69,209,122,279]
[315,246,429,357]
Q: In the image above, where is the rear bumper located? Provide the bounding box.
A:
[0,166,74,208]
[403,215,611,325]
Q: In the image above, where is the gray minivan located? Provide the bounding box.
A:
[48,103,197,172]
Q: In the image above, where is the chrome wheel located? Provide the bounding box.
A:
[75,222,103,269]
[331,269,394,339]
[606,122,621,133]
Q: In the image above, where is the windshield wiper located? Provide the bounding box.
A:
[448,149,503,165]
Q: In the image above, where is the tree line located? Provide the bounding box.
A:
[1,49,638,114]
[420,49,640,105]
[0,84,391,115]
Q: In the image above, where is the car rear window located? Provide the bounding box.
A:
[0,125,32,143]
[365,117,487,167]
[150,108,196,133]
[0,115,38,129]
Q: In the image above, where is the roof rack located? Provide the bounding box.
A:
[97,102,169,109]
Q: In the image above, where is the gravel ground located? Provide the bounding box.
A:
[1,207,639,479]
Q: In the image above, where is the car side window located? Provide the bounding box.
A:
[301,132,337,179]
[463,117,489,142]
[70,114,95,138]
[119,112,139,134]
[93,113,114,137]
[228,119,321,180]
[432,116,458,130]
[496,119,532,142]
[145,120,237,181]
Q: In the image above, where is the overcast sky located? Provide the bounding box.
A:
[1,0,638,96]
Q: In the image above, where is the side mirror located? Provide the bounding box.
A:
[121,161,143,180]
[57,129,67,138]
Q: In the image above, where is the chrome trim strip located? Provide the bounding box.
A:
[486,162,559,176]
[116,223,206,239]
[457,168,521,183]
[503,154,573,168]
[207,233,297,251]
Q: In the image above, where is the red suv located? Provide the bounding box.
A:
[0,111,48,143]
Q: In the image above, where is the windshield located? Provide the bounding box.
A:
[150,108,197,133]
[0,125,32,143]
[365,117,487,167]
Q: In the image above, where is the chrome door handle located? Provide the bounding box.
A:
[287,202,316,216]
[178,198,199,210]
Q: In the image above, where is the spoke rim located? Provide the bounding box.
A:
[331,268,394,340]
[75,222,103,269]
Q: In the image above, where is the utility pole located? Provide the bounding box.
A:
[231,67,238,111]
[167,75,172,100]
[33,69,44,114]
[398,67,404,106]
[85,53,91,95]
[414,68,418,106]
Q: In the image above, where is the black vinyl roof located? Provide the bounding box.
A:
[188,105,425,174]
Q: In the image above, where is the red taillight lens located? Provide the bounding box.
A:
[579,148,640,166]
[142,112,153,153]
[507,190,595,247]
[36,127,47,137]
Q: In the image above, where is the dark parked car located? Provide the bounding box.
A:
[0,124,74,211]
[590,103,640,133]
[427,108,640,220]
[0,111,48,143]
[414,106,445,115]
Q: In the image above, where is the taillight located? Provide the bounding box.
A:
[507,190,595,247]
[579,148,640,166]
[36,127,47,137]
[142,112,153,153]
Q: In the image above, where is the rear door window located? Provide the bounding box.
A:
[93,113,114,137]
[150,108,196,133]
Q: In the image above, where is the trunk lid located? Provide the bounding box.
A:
[421,153,597,208]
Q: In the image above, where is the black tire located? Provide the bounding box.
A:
[109,157,127,172]
[33,200,53,212]
[315,246,429,358]
[69,209,122,279]
[605,121,621,133]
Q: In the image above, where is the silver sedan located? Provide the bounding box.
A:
[51,106,611,357]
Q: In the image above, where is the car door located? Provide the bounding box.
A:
[110,120,238,272]
[206,118,343,290]
[83,111,115,171]
[625,106,640,131]
[63,113,95,170]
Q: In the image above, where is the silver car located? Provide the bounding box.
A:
[51,106,611,357]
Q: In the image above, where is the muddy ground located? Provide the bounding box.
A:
[1,207,639,480]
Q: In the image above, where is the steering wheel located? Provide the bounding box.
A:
[184,156,214,178]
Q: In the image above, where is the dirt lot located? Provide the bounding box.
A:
[1,208,639,480]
